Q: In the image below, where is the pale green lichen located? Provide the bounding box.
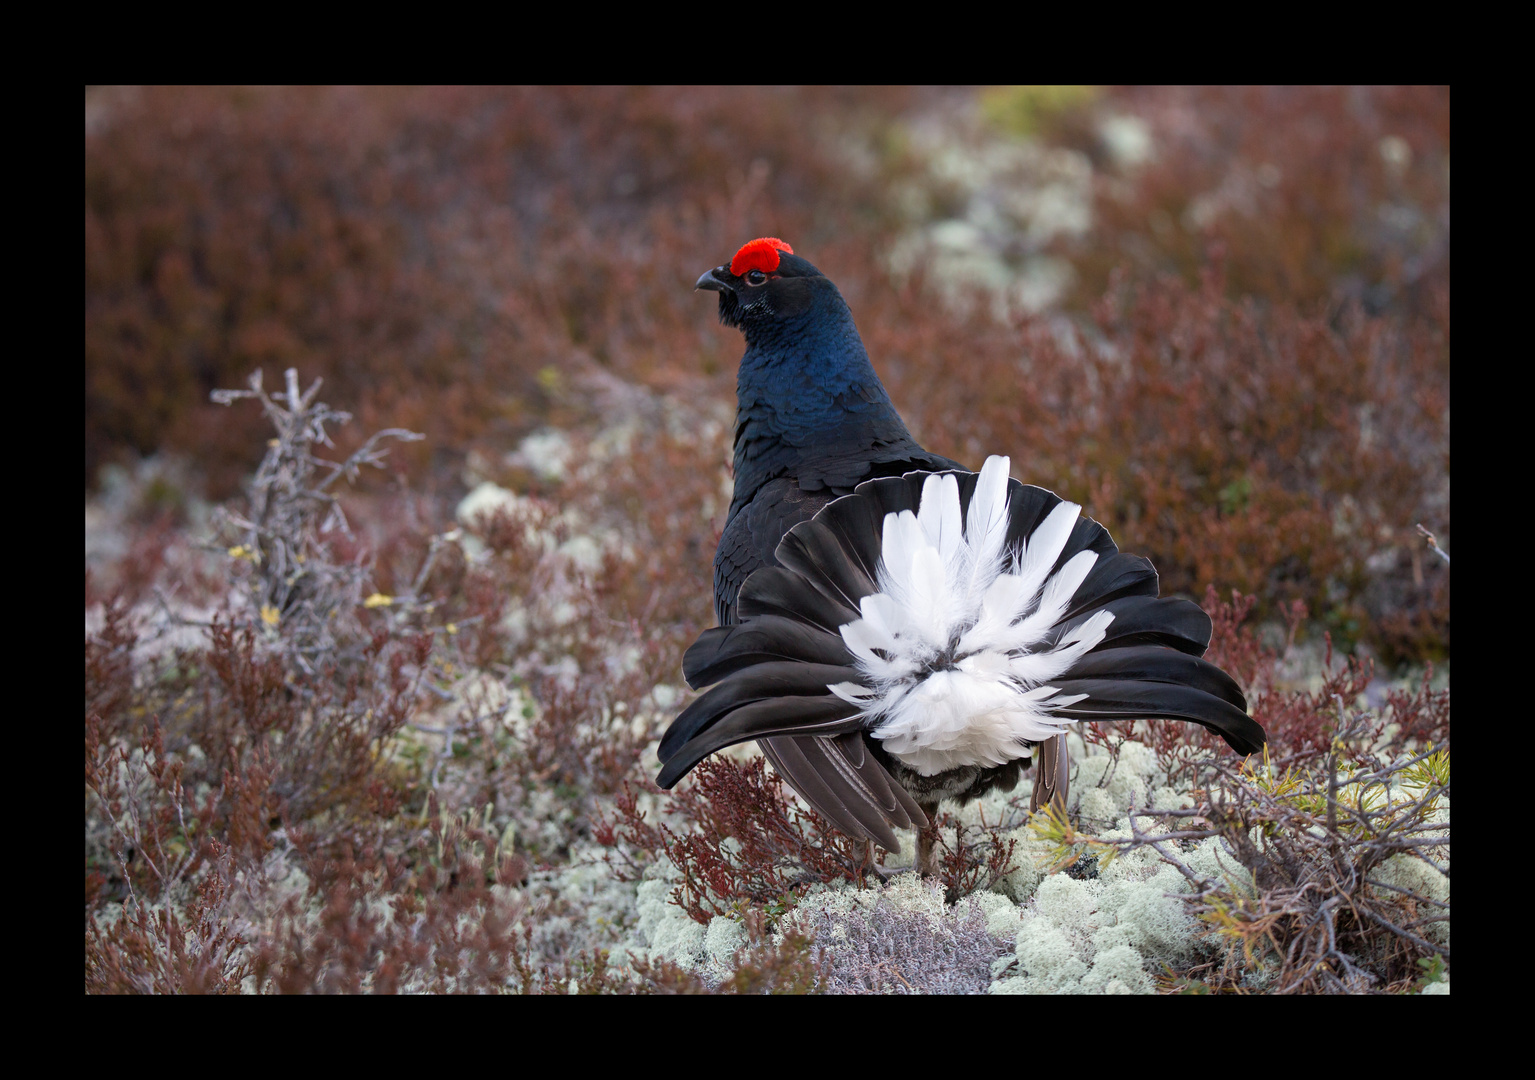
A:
[1006,916,1090,992]
[1372,851,1450,947]
[1033,873,1100,932]
[1079,944,1154,994]
[634,859,707,969]
[1069,740,1171,826]
[1185,834,1256,893]
[990,805,1219,994]
[993,827,1053,903]
[703,915,748,970]
[623,735,1447,994]
[1103,866,1196,961]
[973,889,1026,941]
[790,870,949,926]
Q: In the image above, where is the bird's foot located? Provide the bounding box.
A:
[859,839,913,883]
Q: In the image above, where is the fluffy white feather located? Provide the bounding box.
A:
[833,457,1113,776]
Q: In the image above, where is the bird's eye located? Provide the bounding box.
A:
[745,269,768,286]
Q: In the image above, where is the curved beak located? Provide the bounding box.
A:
[695,266,728,292]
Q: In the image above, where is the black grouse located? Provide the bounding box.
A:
[658,238,1264,875]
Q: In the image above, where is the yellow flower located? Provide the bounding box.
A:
[364,593,393,608]
[260,604,280,626]
[227,544,261,564]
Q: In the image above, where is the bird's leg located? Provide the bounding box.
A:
[1030,735,1070,819]
[914,800,943,878]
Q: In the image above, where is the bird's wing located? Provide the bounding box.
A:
[713,478,834,626]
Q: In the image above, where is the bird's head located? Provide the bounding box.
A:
[695,238,833,334]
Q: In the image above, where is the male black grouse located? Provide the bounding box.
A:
[658,238,1264,875]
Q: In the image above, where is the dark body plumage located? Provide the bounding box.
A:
[708,249,962,626]
[661,240,1263,860]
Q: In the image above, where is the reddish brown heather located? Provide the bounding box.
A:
[86,85,1448,661]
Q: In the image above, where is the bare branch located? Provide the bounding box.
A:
[1415,523,1450,565]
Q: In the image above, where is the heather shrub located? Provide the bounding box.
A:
[879,270,1448,661]
[86,369,717,991]
[785,876,1009,994]
[601,755,872,925]
[1058,86,1449,322]
[1022,689,1449,992]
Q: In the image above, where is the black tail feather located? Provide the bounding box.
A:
[757,735,926,850]
[682,616,850,689]
[1049,678,1264,755]
[809,491,893,592]
[663,463,1265,849]
[736,566,859,630]
[1062,645,1246,710]
[852,471,936,523]
[825,731,929,830]
[1062,552,1160,620]
[757,736,887,846]
[1056,594,1213,656]
[775,518,878,613]
[659,661,862,763]
[656,696,864,789]
[757,733,928,850]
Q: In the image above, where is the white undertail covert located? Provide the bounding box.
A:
[828,456,1114,775]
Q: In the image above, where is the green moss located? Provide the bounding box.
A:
[980,85,1100,139]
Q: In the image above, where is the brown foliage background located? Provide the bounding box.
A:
[85,85,1448,660]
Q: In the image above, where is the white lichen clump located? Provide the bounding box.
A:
[619,736,1447,994]
[633,856,709,971]
[990,824,1235,995]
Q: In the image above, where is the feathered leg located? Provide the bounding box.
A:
[1030,735,1069,818]
[914,799,942,877]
